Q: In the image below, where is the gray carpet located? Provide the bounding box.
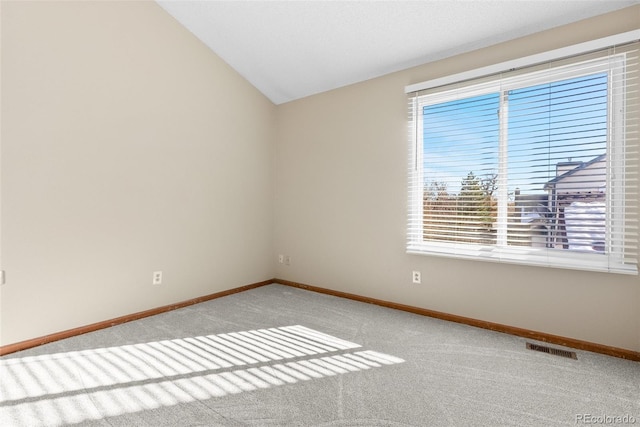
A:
[1,283,638,426]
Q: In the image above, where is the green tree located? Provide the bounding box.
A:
[457,172,497,242]
[458,171,484,218]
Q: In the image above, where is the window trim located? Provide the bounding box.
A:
[407,53,637,275]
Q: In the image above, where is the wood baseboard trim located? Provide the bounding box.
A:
[3,278,638,362]
[0,280,272,356]
[274,279,640,362]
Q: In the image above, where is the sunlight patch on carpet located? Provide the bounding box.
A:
[0,326,404,427]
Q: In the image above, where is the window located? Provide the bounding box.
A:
[408,41,638,274]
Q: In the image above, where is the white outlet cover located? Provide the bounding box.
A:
[412,271,421,283]
[153,271,162,285]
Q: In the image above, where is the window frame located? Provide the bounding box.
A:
[407,54,636,274]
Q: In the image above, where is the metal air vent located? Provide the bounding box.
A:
[526,342,577,359]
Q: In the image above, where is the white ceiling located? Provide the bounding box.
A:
[157,0,639,105]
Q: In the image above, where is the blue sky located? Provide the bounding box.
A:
[422,72,608,196]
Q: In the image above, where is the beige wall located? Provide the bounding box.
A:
[0,1,275,345]
[274,5,640,352]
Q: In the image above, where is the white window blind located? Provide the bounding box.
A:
[407,39,639,274]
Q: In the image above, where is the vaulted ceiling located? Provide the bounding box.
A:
[157,1,639,105]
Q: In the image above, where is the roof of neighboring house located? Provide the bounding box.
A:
[543,154,606,191]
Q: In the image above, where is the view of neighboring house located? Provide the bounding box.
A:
[517,154,607,252]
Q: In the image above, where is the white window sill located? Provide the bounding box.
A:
[407,241,638,275]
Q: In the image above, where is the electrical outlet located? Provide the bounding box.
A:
[284,256,291,266]
[152,271,162,285]
[278,254,284,264]
[412,271,421,284]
